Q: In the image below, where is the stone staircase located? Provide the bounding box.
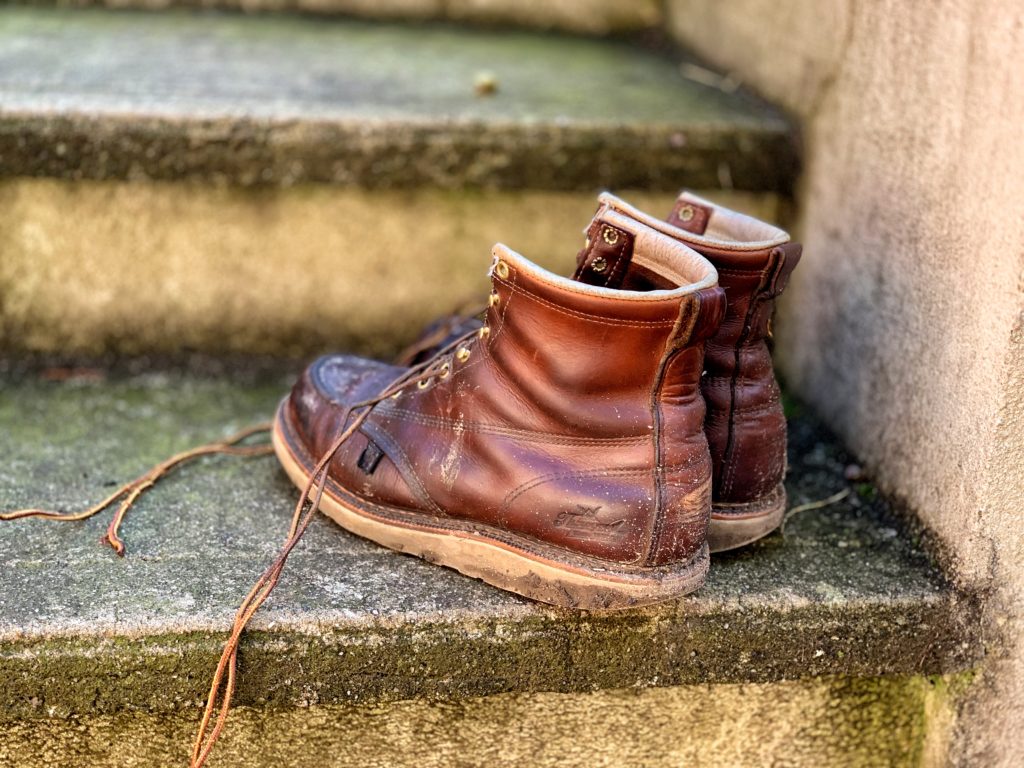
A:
[0,6,792,359]
[0,364,979,766]
[0,6,979,767]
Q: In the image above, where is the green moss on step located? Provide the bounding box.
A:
[0,8,796,191]
[0,676,970,767]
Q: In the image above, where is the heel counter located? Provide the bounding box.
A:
[646,288,722,566]
[714,358,788,504]
[712,243,800,504]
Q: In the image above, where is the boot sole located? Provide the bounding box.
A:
[708,484,786,553]
[272,402,708,610]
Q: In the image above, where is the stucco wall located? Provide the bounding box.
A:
[664,1,1024,765]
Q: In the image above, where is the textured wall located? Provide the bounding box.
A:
[664,1,1024,765]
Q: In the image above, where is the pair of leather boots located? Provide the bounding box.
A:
[274,191,801,610]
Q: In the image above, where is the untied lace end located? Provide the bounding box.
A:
[189,327,484,767]
[0,326,486,768]
[0,423,275,556]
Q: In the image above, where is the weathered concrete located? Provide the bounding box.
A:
[0,8,795,192]
[10,0,662,36]
[664,2,1024,766]
[0,367,979,723]
[0,677,967,768]
[0,182,783,358]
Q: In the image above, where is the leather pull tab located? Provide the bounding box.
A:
[689,286,727,344]
[765,242,803,297]
[572,221,634,288]
[669,286,727,350]
[357,441,385,475]
[667,198,713,235]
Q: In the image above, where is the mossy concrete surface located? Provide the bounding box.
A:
[0,182,781,358]
[7,0,663,36]
[0,8,795,191]
[0,366,980,725]
[0,676,967,767]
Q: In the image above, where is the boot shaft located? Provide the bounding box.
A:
[594,192,802,506]
[484,211,721,439]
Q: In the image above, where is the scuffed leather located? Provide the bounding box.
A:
[401,195,802,513]
[699,241,801,506]
[287,214,724,567]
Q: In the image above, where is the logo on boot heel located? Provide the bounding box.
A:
[556,504,627,531]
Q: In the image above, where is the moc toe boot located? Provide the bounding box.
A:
[399,192,802,553]
[273,210,725,609]
[595,193,801,552]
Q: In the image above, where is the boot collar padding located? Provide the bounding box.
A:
[598,191,789,251]
[490,219,717,302]
[598,209,718,291]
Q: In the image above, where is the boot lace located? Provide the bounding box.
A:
[1,329,481,767]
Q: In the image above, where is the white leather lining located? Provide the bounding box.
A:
[598,191,789,251]
[600,209,718,291]
[490,210,718,302]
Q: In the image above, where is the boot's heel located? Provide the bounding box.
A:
[708,484,786,552]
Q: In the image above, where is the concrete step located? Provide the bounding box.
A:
[0,363,980,766]
[0,7,795,360]
[9,0,663,37]
[0,8,793,192]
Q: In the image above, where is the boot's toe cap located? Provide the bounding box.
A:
[287,354,405,456]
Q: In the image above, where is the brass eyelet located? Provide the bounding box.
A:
[584,237,591,249]
[478,325,490,340]
[678,204,695,223]
[390,389,402,399]
[601,226,619,245]
[488,292,500,308]
[494,260,510,280]
[438,362,451,379]
[591,256,608,273]
[417,378,432,390]
[456,346,472,362]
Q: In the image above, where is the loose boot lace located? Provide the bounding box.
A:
[0,424,275,554]
[191,330,478,767]
[1,329,480,767]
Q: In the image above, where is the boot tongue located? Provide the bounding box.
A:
[571,216,635,288]
[667,194,713,235]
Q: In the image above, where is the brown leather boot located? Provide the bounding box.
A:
[274,209,725,609]
[397,192,802,552]
[595,193,801,552]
